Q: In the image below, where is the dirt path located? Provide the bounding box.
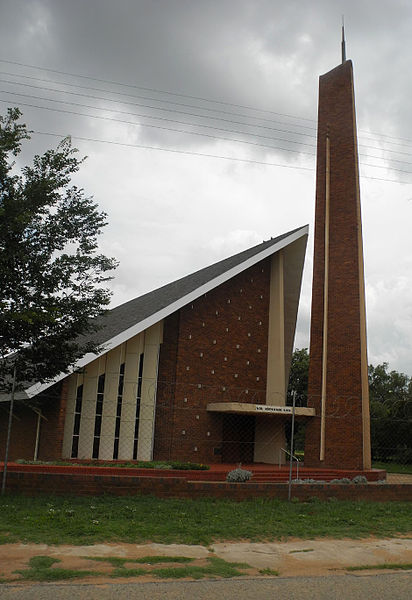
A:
[0,537,411,584]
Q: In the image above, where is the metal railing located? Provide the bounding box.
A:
[279,447,300,479]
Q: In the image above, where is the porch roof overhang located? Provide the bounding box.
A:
[207,402,315,418]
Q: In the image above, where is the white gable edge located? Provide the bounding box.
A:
[26,226,308,398]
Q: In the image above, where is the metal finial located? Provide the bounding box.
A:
[341,16,346,63]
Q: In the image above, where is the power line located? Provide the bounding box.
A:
[0,58,316,123]
[4,75,412,153]
[3,58,412,148]
[0,98,316,158]
[3,88,412,165]
[30,130,412,183]
[3,95,412,173]
[0,87,316,139]
[33,130,316,171]
[0,72,317,131]
[0,96,319,150]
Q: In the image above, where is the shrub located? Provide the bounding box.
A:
[226,468,253,482]
[352,475,368,484]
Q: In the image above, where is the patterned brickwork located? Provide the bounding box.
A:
[154,259,271,463]
[305,60,371,469]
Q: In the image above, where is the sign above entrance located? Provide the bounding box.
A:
[255,404,293,414]
[207,402,315,417]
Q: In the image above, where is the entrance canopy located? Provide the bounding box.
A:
[207,402,315,418]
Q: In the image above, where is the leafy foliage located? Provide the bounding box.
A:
[369,363,412,463]
[0,108,118,389]
[287,347,309,406]
[286,349,412,464]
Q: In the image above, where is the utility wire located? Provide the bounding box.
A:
[0,73,317,131]
[0,84,315,139]
[31,130,412,184]
[4,76,412,154]
[2,89,412,164]
[0,98,315,158]
[3,95,412,172]
[0,58,316,123]
[33,130,316,171]
[0,93,318,146]
[2,58,412,147]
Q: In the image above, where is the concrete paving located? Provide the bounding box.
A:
[2,573,412,600]
[0,537,411,581]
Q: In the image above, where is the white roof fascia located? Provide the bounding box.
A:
[26,226,308,398]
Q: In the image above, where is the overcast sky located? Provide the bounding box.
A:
[1,0,411,375]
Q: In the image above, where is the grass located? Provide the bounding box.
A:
[110,567,147,578]
[346,563,412,572]
[8,554,252,582]
[259,568,279,576]
[372,462,412,475]
[0,494,411,546]
[87,555,194,567]
[14,556,97,582]
[87,555,251,580]
[151,557,251,580]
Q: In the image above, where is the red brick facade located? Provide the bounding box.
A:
[154,259,271,463]
[2,468,411,502]
[305,60,371,469]
[0,382,67,462]
[0,404,38,462]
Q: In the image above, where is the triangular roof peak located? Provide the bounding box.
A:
[26,225,308,398]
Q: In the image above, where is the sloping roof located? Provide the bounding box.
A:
[24,224,308,398]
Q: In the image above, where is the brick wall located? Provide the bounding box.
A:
[0,382,67,462]
[37,381,68,461]
[2,469,411,502]
[305,60,370,469]
[0,403,37,461]
[154,259,271,463]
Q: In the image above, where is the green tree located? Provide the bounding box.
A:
[287,351,412,464]
[0,108,118,390]
[287,347,309,406]
[286,348,310,452]
[369,363,412,463]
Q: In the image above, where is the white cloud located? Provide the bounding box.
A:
[1,0,411,374]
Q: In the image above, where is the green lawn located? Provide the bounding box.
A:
[0,495,410,546]
[372,462,412,475]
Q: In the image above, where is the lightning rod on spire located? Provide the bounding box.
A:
[341,16,346,63]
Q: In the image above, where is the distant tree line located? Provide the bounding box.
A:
[287,349,412,464]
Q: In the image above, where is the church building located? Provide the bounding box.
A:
[1,38,372,473]
[1,226,310,465]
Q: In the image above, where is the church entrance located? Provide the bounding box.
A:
[221,414,255,463]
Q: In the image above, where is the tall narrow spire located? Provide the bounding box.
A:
[341,16,346,63]
[304,59,371,470]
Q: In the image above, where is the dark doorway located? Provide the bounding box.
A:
[222,414,255,463]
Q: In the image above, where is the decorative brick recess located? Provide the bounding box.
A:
[154,260,270,463]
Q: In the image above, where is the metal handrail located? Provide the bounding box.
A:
[279,447,300,479]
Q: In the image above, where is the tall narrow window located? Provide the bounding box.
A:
[92,373,105,459]
[71,383,83,458]
[113,363,125,459]
[133,353,144,460]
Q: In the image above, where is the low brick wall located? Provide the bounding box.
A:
[2,469,412,501]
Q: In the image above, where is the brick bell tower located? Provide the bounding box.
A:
[304,45,371,469]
